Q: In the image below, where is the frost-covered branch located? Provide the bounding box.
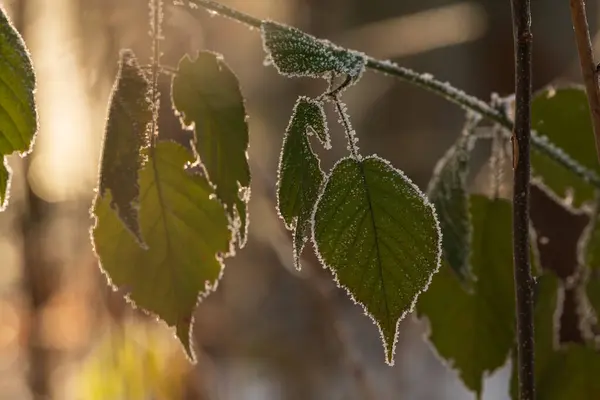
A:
[180,0,600,189]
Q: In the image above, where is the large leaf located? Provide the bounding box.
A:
[277,97,326,269]
[99,50,152,246]
[427,135,473,281]
[172,51,250,246]
[92,141,233,361]
[417,196,515,397]
[510,275,600,400]
[530,86,600,206]
[261,21,365,80]
[0,6,37,210]
[312,156,441,364]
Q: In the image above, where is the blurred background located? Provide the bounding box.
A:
[0,0,597,398]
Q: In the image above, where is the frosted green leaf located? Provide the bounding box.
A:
[261,21,366,80]
[530,86,600,206]
[277,97,326,269]
[510,275,600,399]
[417,196,515,397]
[99,50,152,246]
[312,156,441,364]
[92,142,233,361]
[427,134,473,281]
[172,51,250,247]
[0,6,37,211]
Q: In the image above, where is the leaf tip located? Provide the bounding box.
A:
[176,317,197,364]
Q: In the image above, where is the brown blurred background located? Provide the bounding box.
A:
[0,0,597,399]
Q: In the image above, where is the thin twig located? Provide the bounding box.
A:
[569,0,600,165]
[179,0,600,189]
[509,0,535,399]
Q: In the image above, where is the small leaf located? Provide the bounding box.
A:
[172,51,250,247]
[530,86,600,206]
[277,97,326,269]
[312,156,441,364]
[261,21,366,80]
[0,156,9,210]
[427,135,473,281]
[510,275,600,400]
[92,142,233,361]
[0,6,38,210]
[581,203,600,326]
[99,50,152,246]
[417,196,515,397]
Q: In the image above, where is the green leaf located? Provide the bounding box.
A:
[99,50,152,246]
[510,275,600,400]
[277,97,326,269]
[312,156,441,364]
[92,141,233,361]
[0,155,9,210]
[530,86,600,206]
[417,195,515,397]
[0,6,37,210]
[172,51,250,247]
[582,204,600,326]
[261,21,366,80]
[427,135,473,281]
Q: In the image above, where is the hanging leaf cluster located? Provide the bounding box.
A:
[2,2,600,398]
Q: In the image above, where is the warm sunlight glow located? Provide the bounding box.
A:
[339,2,488,59]
[27,0,95,203]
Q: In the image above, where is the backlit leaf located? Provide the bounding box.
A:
[417,196,515,397]
[0,156,8,210]
[427,134,473,281]
[0,6,37,210]
[172,51,250,246]
[261,21,366,80]
[277,97,326,269]
[99,50,152,246]
[312,156,441,364]
[581,203,600,328]
[530,87,600,206]
[92,142,233,361]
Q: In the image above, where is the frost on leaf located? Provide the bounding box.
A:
[579,202,600,327]
[0,156,9,210]
[92,142,233,362]
[312,156,441,364]
[172,51,251,247]
[0,5,38,211]
[417,196,515,397]
[509,275,600,400]
[427,134,474,281]
[529,86,600,206]
[99,49,152,246]
[261,21,366,80]
[277,97,326,269]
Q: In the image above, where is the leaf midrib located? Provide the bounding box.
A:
[358,160,392,333]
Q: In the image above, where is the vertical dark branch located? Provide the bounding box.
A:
[569,0,600,164]
[510,0,535,399]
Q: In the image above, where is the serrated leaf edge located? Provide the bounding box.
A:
[310,154,442,365]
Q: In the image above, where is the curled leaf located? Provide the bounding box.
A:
[277,97,327,269]
[99,49,152,246]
